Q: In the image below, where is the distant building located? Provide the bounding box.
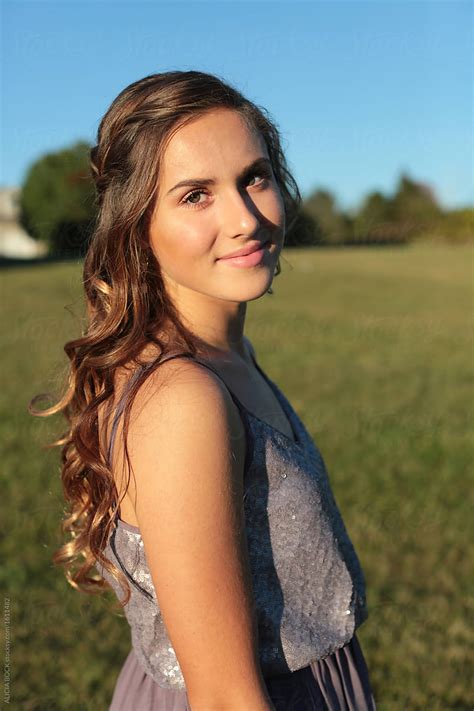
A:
[0,187,48,258]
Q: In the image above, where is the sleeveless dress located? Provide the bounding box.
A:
[100,351,377,710]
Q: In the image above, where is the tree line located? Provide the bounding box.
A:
[19,140,473,258]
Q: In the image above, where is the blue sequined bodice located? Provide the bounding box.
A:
[96,353,369,690]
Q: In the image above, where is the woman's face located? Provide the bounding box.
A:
[149,108,285,306]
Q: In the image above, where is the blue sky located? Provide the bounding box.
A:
[2,0,472,212]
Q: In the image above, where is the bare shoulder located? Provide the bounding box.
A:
[127,355,245,450]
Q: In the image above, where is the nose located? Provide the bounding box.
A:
[221,187,261,238]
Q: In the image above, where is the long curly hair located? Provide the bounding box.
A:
[29,70,302,607]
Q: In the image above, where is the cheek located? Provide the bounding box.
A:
[150,212,215,271]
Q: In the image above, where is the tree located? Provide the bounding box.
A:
[303,188,351,244]
[386,172,443,241]
[352,190,399,243]
[19,141,96,257]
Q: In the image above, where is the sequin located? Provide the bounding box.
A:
[96,365,369,690]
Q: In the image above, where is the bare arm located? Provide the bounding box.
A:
[126,359,275,711]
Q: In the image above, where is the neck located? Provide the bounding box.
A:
[164,281,249,359]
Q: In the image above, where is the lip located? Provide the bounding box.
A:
[218,240,270,260]
[217,240,270,268]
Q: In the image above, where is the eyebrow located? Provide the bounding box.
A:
[166,157,273,196]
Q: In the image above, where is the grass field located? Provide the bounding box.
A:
[1,243,473,709]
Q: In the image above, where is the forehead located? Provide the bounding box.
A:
[160,109,268,180]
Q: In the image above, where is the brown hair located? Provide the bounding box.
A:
[29,70,302,606]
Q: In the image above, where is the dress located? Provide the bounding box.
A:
[99,351,377,710]
[109,633,374,710]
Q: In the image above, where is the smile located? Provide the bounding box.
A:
[217,241,270,268]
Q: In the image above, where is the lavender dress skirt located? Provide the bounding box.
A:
[109,632,376,710]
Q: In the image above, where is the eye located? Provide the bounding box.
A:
[182,189,207,207]
[181,169,272,210]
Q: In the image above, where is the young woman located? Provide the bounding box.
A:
[36,71,376,710]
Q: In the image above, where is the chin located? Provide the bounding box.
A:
[227,277,275,303]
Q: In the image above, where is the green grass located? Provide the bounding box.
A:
[1,243,473,709]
